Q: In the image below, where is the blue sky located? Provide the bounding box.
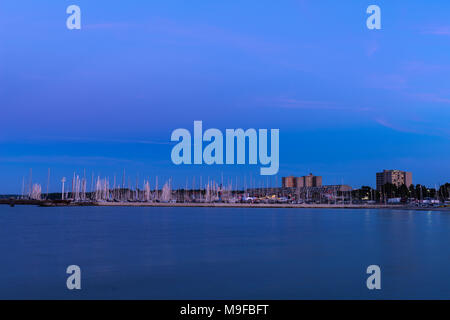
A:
[0,0,449,193]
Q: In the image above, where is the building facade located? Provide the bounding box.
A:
[376,170,413,190]
[282,173,322,188]
[281,176,296,188]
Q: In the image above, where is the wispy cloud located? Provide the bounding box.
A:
[374,117,419,134]
[374,113,450,139]
[0,136,171,145]
[420,26,450,36]
[412,93,450,104]
[0,156,141,165]
[365,74,407,90]
[257,97,373,113]
[273,98,337,110]
[83,22,136,30]
[365,41,379,57]
[145,17,282,54]
[84,17,283,56]
[402,61,450,74]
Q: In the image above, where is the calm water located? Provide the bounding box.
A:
[0,205,449,299]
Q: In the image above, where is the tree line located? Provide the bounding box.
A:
[352,183,450,202]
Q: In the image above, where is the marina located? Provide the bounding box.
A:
[3,168,448,210]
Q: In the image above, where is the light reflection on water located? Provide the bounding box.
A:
[0,205,449,299]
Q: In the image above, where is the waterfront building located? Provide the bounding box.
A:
[325,185,352,192]
[295,177,304,188]
[376,170,413,190]
[282,173,322,188]
[282,176,296,188]
[304,174,313,187]
[313,175,322,187]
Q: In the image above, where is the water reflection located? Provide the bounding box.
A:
[0,206,449,299]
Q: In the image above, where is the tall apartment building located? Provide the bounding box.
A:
[282,176,296,188]
[282,173,322,188]
[376,170,413,190]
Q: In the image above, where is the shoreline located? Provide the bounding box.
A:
[1,199,448,211]
[94,202,449,211]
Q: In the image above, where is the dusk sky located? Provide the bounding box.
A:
[1,0,450,193]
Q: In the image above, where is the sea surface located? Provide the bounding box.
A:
[0,205,449,299]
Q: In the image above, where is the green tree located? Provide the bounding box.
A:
[409,184,416,199]
[421,185,429,198]
[415,184,423,200]
[429,188,436,199]
[438,183,450,200]
[382,183,397,199]
[398,184,409,199]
